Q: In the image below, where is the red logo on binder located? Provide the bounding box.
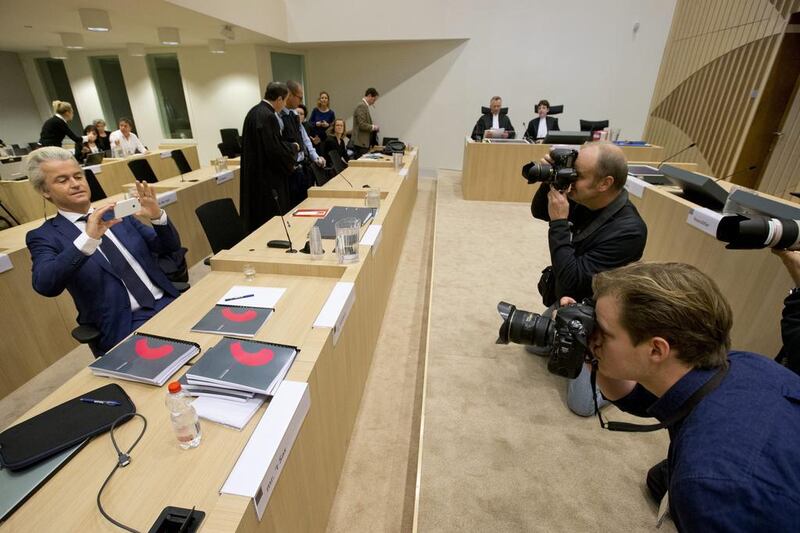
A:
[221,308,258,322]
[230,341,274,366]
[135,338,174,359]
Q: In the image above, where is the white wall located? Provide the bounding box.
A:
[0,51,42,146]
[304,0,676,173]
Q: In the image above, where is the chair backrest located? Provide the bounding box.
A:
[127,158,158,183]
[171,149,193,174]
[579,119,610,132]
[195,198,246,254]
[310,163,330,187]
[328,150,347,174]
[28,142,40,150]
[219,129,241,152]
[218,142,238,158]
[83,168,107,201]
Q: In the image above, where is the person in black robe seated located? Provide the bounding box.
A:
[39,100,83,148]
[524,99,560,142]
[322,119,349,168]
[471,96,515,140]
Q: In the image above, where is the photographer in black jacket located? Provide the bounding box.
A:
[773,250,800,376]
[531,141,647,415]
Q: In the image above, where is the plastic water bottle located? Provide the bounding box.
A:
[166,382,202,449]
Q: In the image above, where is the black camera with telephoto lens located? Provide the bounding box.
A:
[716,215,800,251]
[521,148,579,191]
[496,300,596,379]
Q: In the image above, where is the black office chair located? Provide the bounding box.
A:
[328,150,348,175]
[12,144,29,155]
[580,119,610,133]
[195,198,246,265]
[310,162,331,187]
[127,158,158,183]
[218,142,239,158]
[219,128,242,155]
[171,149,193,175]
[83,168,107,201]
[28,142,41,151]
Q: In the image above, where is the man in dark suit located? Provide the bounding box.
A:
[239,82,298,234]
[524,99,560,142]
[25,147,182,355]
[471,96,516,141]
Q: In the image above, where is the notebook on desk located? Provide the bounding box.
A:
[314,206,376,239]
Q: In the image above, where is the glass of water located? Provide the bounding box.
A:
[335,217,360,264]
[243,263,256,281]
[365,188,380,209]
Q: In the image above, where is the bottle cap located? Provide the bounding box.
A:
[168,381,181,393]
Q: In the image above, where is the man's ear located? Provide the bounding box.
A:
[649,336,672,364]
[599,175,615,192]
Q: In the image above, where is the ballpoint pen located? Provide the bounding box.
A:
[225,294,255,302]
[80,398,121,406]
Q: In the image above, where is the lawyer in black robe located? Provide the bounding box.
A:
[471,107,516,141]
[239,99,297,235]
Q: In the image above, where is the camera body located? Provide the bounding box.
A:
[521,148,580,191]
[496,300,595,379]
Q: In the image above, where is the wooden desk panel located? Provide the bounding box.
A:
[462,137,665,202]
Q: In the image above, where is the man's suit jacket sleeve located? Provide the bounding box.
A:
[129,216,182,255]
[354,104,372,132]
[27,228,90,297]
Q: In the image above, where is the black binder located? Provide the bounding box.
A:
[0,383,135,471]
[313,206,376,239]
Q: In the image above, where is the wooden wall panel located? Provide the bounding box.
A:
[758,78,800,199]
[643,0,799,177]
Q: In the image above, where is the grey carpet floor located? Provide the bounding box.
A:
[414,170,670,532]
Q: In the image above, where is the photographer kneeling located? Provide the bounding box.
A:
[529,141,647,416]
[579,262,800,531]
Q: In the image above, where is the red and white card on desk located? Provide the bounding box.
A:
[292,208,328,217]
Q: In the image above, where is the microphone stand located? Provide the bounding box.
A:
[266,189,297,253]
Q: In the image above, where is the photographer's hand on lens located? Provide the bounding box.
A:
[547,185,571,221]
[773,249,800,286]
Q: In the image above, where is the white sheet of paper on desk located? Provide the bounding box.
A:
[687,207,723,237]
[85,164,102,175]
[313,281,355,345]
[215,170,234,184]
[160,151,172,159]
[0,253,12,274]
[218,286,286,309]
[192,395,264,430]
[399,168,409,177]
[156,190,177,207]
[220,380,310,520]
[360,224,382,255]
[625,175,650,198]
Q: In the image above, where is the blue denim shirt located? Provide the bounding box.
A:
[613,351,800,532]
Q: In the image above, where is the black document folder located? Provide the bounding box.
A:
[313,206,376,239]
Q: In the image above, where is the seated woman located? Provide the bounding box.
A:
[524,99,560,142]
[93,119,111,153]
[75,125,101,164]
[322,119,349,168]
[309,91,335,145]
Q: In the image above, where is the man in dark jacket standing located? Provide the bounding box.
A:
[531,141,647,415]
[239,82,298,235]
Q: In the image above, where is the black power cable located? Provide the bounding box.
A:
[96,413,147,533]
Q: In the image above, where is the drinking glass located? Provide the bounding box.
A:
[334,218,360,264]
[365,188,381,209]
[243,263,256,281]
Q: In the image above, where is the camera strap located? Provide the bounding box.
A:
[589,362,729,432]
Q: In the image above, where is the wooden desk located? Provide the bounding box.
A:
[0,166,240,399]
[627,182,791,355]
[3,150,420,531]
[0,146,199,225]
[461,137,665,202]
